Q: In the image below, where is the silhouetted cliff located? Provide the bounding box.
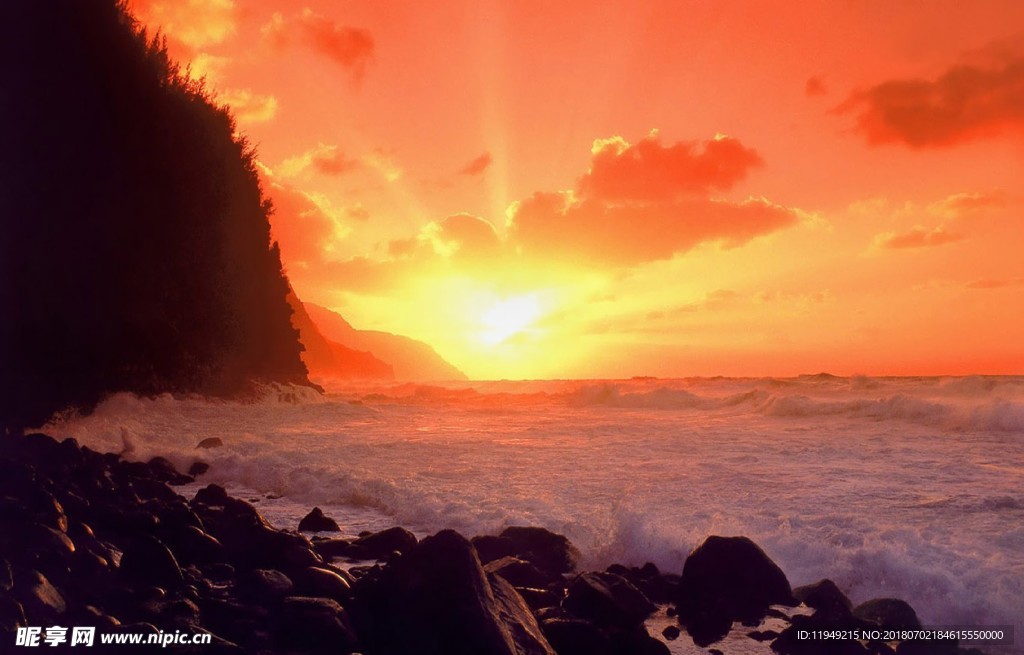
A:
[0,1,310,431]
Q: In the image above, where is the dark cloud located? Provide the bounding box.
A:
[507,192,797,265]
[839,50,1024,147]
[805,76,827,97]
[458,152,492,176]
[577,132,763,202]
[263,10,373,79]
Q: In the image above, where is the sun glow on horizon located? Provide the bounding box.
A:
[478,293,542,346]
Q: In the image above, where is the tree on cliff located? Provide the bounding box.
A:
[0,0,310,432]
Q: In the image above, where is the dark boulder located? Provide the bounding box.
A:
[0,597,27,633]
[15,569,66,622]
[313,538,354,560]
[298,507,341,533]
[275,597,357,654]
[562,571,656,629]
[119,536,184,590]
[196,438,224,449]
[541,617,613,655]
[352,529,556,655]
[192,487,321,573]
[852,598,921,630]
[677,535,794,628]
[292,566,352,603]
[352,526,416,558]
[489,573,558,655]
[165,526,225,566]
[606,562,677,604]
[238,569,294,600]
[147,457,193,485]
[500,527,580,575]
[486,556,559,589]
[188,461,210,477]
[794,579,852,618]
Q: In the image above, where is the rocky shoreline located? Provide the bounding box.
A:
[1,433,988,654]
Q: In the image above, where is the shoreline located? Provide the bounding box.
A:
[1,432,1003,654]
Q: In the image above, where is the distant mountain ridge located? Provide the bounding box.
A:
[286,292,394,380]
[303,302,467,381]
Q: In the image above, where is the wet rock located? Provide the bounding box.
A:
[515,586,562,611]
[238,569,295,600]
[607,562,677,604]
[198,596,269,649]
[662,624,680,640]
[677,535,795,629]
[685,606,733,647]
[312,537,353,560]
[276,597,357,654]
[500,526,580,575]
[794,579,852,618]
[147,457,193,485]
[187,461,210,477]
[196,437,224,449]
[119,536,183,590]
[16,569,66,622]
[352,526,416,558]
[193,483,229,505]
[352,529,556,655]
[293,566,352,603]
[852,598,921,630]
[489,573,557,655]
[0,598,27,632]
[298,507,341,533]
[541,617,612,655]
[485,556,558,589]
[166,525,224,565]
[563,571,656,629]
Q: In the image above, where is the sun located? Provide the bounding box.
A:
[479,294,542,345]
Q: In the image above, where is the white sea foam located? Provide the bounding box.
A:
[41,376,1024,652]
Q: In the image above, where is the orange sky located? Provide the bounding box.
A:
[131,0,1024,379]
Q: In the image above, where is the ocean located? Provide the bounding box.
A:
[42,375,1024,651]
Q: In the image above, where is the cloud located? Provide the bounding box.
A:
[423,214,503,261]
[926,190,1007,219]
[262,10,374,79]
[264,180,345,267]
[189,53,229,85]
[839,46,1024,147]
[459,152,492,176]
[280,144,361,177]
[346,205,370,221]
[130,0,236,48]
[217,88,277,124]
[873,225,965,250]
[866,190,1008,252]
[965,278,1024,290]
[302,132,798,292]
[507,191,797,265]
[577,131,763,202]
[805,76,827,97]
[501,132,793,265]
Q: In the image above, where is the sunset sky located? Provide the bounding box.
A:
[130,0,1024,380]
